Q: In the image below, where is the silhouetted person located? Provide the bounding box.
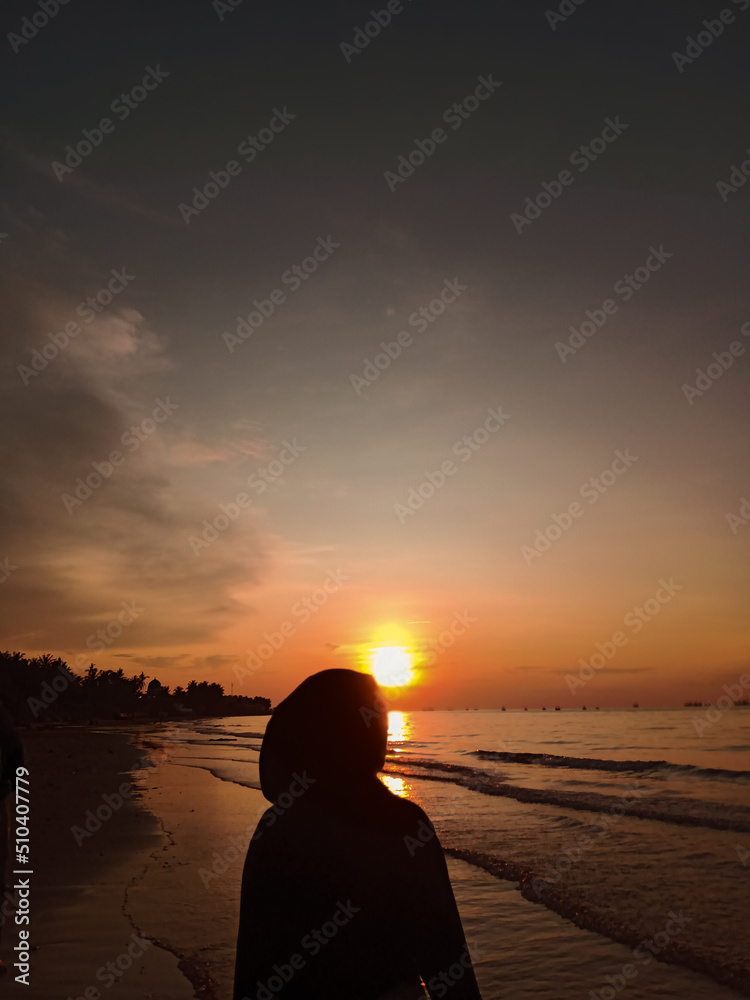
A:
[233,669,483,1000]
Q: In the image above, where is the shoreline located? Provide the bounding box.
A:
[20,726,197,999]
[125,740,269,999]
[18,720,749,1000]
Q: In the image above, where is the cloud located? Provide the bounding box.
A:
[0,252,270,655]
[601,667,652,675]
[550,667,652,676]
[127,655,190,671]
[125,653,240,680]
[189,654,238,672]
[1,136,178,228]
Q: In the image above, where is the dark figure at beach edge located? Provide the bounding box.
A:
[233,669,483,1000]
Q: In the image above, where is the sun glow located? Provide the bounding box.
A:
[388,709,406,741]
[380,774,407,797]
[370,646,414,688]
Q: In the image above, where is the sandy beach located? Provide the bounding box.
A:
[13,727,196,1000]
[13,717,749,1000]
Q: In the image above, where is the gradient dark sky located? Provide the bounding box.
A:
[2,0,748,707]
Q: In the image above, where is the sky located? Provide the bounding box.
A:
[1,0,748,709]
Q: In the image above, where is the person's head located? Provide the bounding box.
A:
[259,669,388,803]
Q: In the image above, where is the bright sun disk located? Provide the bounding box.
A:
[370,646,414,688]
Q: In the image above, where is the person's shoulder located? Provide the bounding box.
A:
[377,782,434,832]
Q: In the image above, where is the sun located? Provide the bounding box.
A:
[370,646,414,688]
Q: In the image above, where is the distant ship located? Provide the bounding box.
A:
[582,705,587,710]
[501,706,506,712]
[523,706,528,711]
[554,706,561,711]
[542,706,547,711]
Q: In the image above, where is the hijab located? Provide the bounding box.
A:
[259,669,388,803]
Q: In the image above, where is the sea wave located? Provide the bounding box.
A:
[443,846,750,997]
[467,749,750,783]
[384,758,750,833]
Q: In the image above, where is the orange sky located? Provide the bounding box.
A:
[2,5,748,708]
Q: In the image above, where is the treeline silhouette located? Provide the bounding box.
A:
[0,651,270,725]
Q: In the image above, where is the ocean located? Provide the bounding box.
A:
[126,708,750,999]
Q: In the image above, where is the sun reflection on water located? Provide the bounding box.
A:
[380,774,407,797]
[387,709,414,744]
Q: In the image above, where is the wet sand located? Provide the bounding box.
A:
[16,727,196,999]
[16,724,748,1000]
